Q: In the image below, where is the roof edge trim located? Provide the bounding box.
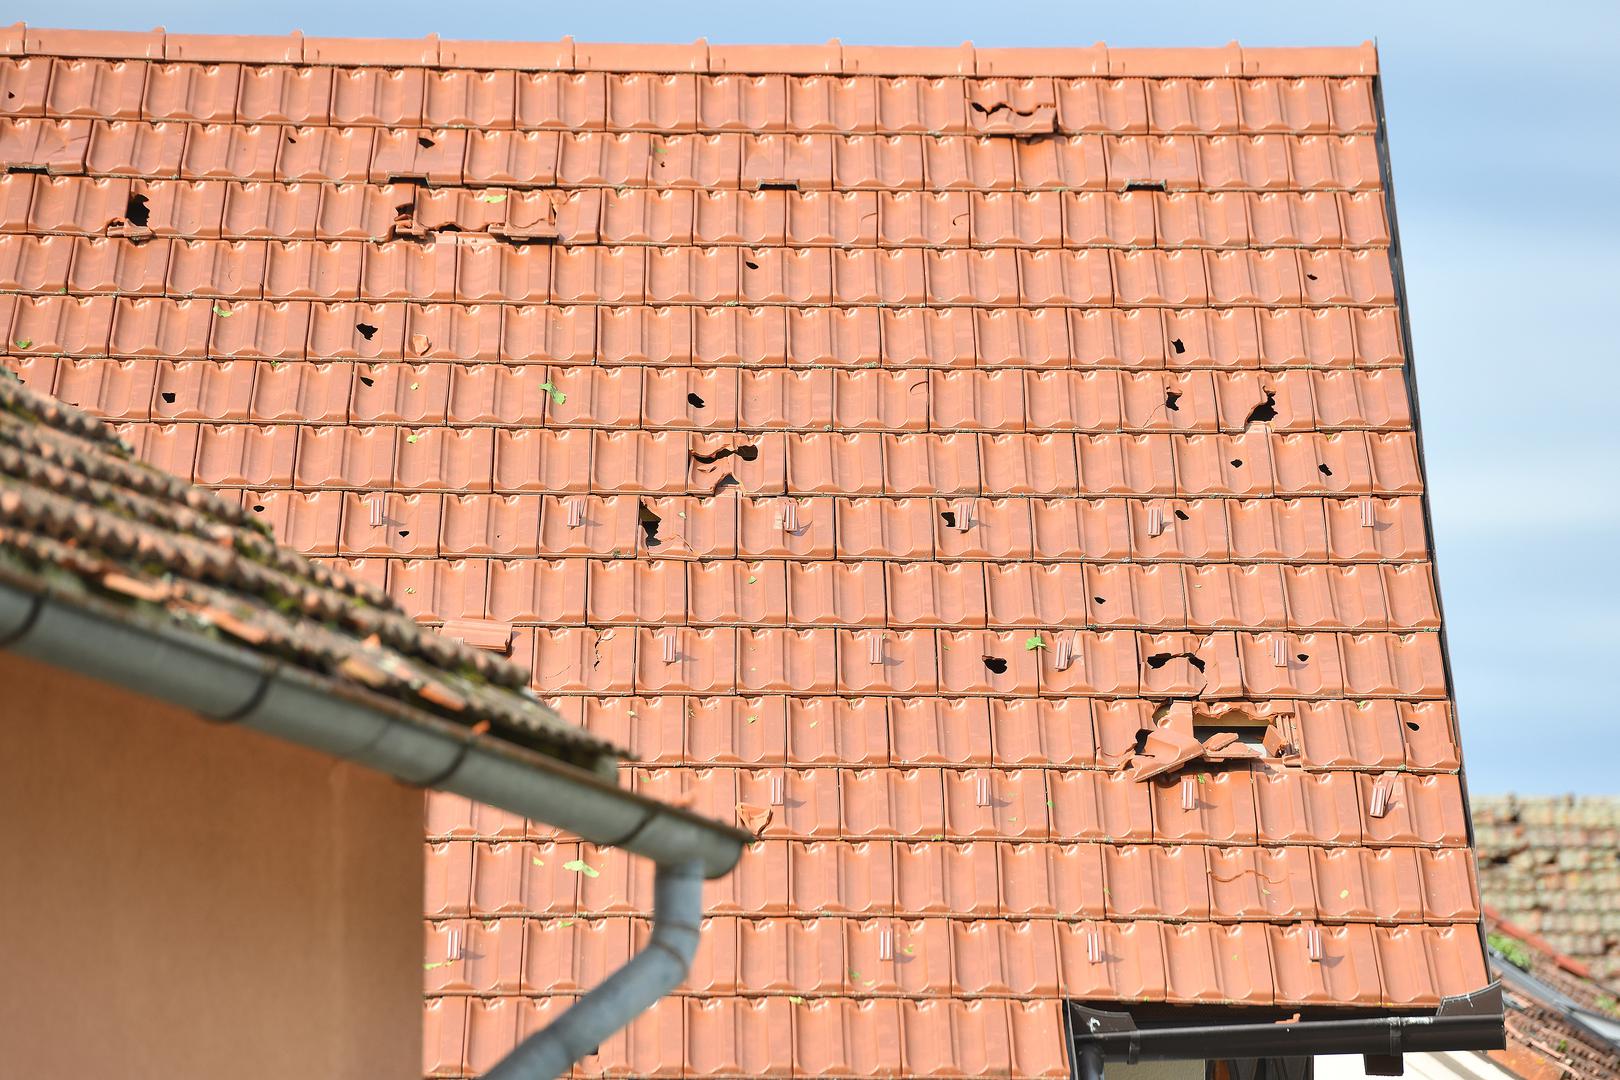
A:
[3,23,1379,76]
[0,575,750,878]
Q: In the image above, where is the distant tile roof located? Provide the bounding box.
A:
[0,372,621,771]
[1475,796,1620,988]
[0,25,1488,1079]
[1483,906,1620,1080]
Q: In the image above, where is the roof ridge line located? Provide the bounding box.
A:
[2,23,1378,77]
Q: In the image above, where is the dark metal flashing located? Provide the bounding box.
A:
[1064,983,1505,1072]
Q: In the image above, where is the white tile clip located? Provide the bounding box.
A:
[780,499,799,533]
[952,498,974,531]
[566,497,586,529]
[446,925,464,962]
[867,634,885,666]
[1360,496,1377,528]
[1086,927,1104,965]
[1272,635,1289,668]
[1369,776,1394,819]
[878,927,894,961]
[975,773,992,808]
[1146,504,1166,538]
[769,774,785,806]
[367,498,385,527]
[1306,926,1324,962]
[660,632,678,665]
[1180,775,1198,812]
[1054,632,1075,672]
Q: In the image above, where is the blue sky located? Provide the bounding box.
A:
[16,1,1619,792]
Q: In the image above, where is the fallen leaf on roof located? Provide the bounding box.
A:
[212,304,232,317]
[477,191,508,203]
[563,859,600,878]
[406,433,420,443]
[788,996,804,1004]
[541,380,567,406]
[13,338,30,349]
[557,919,574,927]
[1340,889,1351,899]
[532,858,545,867]
[423,959,454,970]
[1024,635,1046,650]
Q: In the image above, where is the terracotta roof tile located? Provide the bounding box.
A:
[2,24,1491,1077]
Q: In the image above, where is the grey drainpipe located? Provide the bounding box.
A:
[0,581,747,1080]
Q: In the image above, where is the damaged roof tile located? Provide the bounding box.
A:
[0,23,1487,1080]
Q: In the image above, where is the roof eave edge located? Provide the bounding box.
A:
[0,576,749,878]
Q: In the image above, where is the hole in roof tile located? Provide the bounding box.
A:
[356,323,379,340]
[1093,596,1106,605]
[982,656,1008,675]
[743,258,760,271]
[1164,390,1181,412]
[1187,654,1206,672]
[1405,720,1421,731]
[125,193,151,228]
[758,180,799,191]
[252,503,266,513]
[417,135,435,150]
[1306,272,1319,281]
[397,530,410,538]
[1244,390,1278,426]
[1230,458,1244,468]
[160,392,176,405]
[1146,653,1173,669]
[1296,653,1309,662]
[1318,463,1333,477]
[939,510,958,528]
[1124,180,1167,193]
[285,133,296,144]
[638,500,662,547]
[1171,338,1186,355]
[712,474,740,492]
[1173,509,1189,521]
[689,442,758,465]
[687,393,706,408]
[358,375,376,387]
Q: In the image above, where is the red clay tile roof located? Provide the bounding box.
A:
[0,372,622,770]
[1475,796,1620,988]
[0,26,1487,1078]
[1483,907,1620,1080]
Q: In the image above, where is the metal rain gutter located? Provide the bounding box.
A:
[0,580,749,1079]
[1065,984,1506,1078]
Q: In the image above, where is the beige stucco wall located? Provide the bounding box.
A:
[0,650,424,1080]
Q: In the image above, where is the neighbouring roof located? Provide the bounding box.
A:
[0,372,623,772]
[0,25,1489,1080]
[1475,796,1620,988]
[1483,907,1620,1080]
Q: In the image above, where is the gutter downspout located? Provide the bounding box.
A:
[484,860,703,1080]
[0,581,748,1079]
